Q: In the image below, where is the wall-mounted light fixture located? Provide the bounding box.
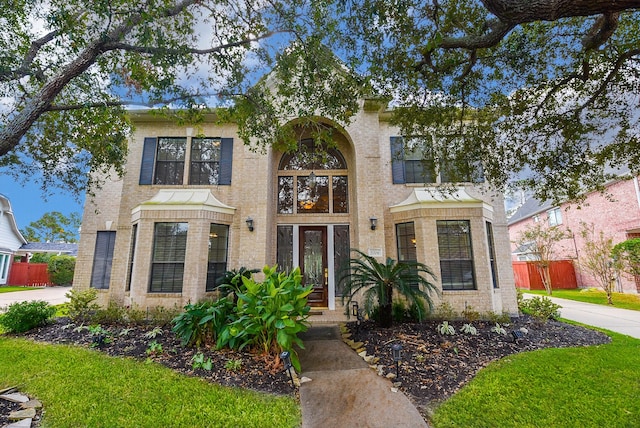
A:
[246,217,254,232]
[369,217,378,230]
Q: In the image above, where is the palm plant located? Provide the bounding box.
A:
[339,249,438,328]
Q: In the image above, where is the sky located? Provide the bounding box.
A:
[0,173,84,232]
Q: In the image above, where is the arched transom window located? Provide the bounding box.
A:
[277,139,348,214]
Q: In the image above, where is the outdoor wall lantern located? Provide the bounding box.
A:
[280,351,295,388]
[391,342,403,379]
[369,217,378,230]
[246,217,254,232]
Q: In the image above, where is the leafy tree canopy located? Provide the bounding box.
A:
[20,211,81,243]
[2,0,640,202]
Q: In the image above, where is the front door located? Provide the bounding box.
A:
[299,226,328,307]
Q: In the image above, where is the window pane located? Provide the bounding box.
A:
[150,222,188,293]
[126,224,138,292]
[277,226,294,272]
[405,160,436,183]
[154,138,186,185]
[332,176,348,213]
[278,176,294,214]
[206,224,229,292]
[486,222,499,289]
[190,138,221,185]
[437,220,476,290]
[396,222,417,262]
[279,139,347,170]
[333,225,350,296]
[297,175,329,213]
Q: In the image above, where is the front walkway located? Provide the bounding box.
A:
[297,325,428,428]
[524,294,640,339]
[0,286,70,311]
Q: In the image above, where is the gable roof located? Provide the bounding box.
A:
[507,197,553,226]
[0,193,27,249]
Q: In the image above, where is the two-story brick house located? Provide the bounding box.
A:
[73,101,518,316]
[508,175,640,294]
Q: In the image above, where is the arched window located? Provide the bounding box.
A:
[277,140,348,214]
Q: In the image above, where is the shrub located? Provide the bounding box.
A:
[0,300,56,333]
[218,266,311,371]
[47,255,76,286]
[433,302,457,320]
[147,305,182,326]
[172,298,234,347]
[461,305,481,322]
[29,253,52,264]
[93,300,127,325]
[485,311,512,324]
[520,296,561,322]
[65,288,100,323]
[126,305,147,325]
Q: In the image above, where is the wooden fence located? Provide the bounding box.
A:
[7,263,53,286]
[512,260,577,290]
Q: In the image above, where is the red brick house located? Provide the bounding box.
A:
[508,176,640,294]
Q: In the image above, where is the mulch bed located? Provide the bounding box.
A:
[347,316,611,413]
[15,315,611,421]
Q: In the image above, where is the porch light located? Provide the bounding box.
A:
[280,351,295,388]
[391,342,403,379]
[369,217,377,230]
[308,171,316,189]
[246,217,254,232]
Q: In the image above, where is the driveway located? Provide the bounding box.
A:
[0,286,71,311]
[524,294,640,339]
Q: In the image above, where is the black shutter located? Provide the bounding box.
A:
[139,137,157,185]
[218,138,233,185]
[390,136,406,184]
[90,231,116,289]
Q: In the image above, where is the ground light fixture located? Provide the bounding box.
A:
[369,217,377,230]
[246,217,254,232]
[391,342,403,379]
[280,351,295,388]
[511,329,524,343]
[352,301,359,317]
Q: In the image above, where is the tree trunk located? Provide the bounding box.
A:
[379,284,394,328]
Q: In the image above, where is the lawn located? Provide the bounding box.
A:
[0,338,300,428]
[0,286,37,293]
[431,331,640,427]
[523,288,640,311]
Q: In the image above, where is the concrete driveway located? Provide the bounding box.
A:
[0,286,71,311]
[524,294,640,339]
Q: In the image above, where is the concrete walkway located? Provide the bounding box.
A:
[297,325,428,428]
[0,286,71,311]
[524,294,640,339]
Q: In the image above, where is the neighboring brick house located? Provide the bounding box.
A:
[73,100,518,316]
[508,176,640,293]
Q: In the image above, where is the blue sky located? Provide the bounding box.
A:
[0,173,84,231]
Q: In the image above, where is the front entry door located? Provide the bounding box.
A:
[299,226,328,307]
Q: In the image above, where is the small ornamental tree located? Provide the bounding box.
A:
[517,223,571,295]
[579,224,623,305]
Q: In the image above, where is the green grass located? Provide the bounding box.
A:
[431,331,640,427]
[524,288,640,311]
[0,338,300,427]
[0,286,38,293]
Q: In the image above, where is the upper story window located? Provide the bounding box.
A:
[391,136,484,184]
[277,139,348,214]
[547,207,562,226]
[139,137,233,186]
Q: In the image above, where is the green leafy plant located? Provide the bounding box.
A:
[217,267,259,302]
[339,249,438,328]
[146,341,163,356]
[119,328,133,337]
[613,238,640,278]
[485,311,512,324]
[461,323,478,335]
[171,298,234,347]
[218,266,311,371]
[437,321,456,335]
[144,327,164,339]
[125,305,148,325]
[224,359,243,372]
[65,288,100,323]
[147,305,181,327]
[461,305,481,322]
[433,301,457,321]
[191,352,213,371]
[491,323,507,336]
[0,300,56,333]
[88,325,111,348]
[520,296,561,323]
[47,255,76,286]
